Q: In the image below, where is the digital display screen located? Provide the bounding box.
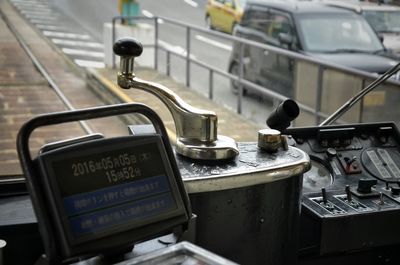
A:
[37,136,186,245]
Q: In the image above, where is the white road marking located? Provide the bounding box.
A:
[195,35,232,51]
[51,39,104,49]
[142,10,154,18]
[12,2,49,7]
[62,48,104,58]
[184,0,198,8]
[13,3,50,10]
[20,9,54,15]
[30,19,58,25]
[142,10,163,24]
[158,40,196,60]
[43,31,91,40]
[36,24,67,31]
[11,0,49,5]
[16,7,53,14]
[74,59,105,68]
[24,14,58,20]
[19,7,53,12]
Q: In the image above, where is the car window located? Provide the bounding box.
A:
[266,11,293,41]
[363,10,400,33]
[242,5,269,31]
[298,13,384,52]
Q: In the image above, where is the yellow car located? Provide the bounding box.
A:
[205,0,246,34]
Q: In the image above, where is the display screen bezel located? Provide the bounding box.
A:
[36,135,187,249]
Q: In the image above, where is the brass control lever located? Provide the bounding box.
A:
[113,37,239,160]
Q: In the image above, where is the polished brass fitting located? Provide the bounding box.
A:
[113,37,238,160]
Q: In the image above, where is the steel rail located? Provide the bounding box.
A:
[0,8,93,135]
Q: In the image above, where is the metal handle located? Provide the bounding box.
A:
[113,37,239,160]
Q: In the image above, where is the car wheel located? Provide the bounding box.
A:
[229,63,247,95]
[205,15,214,30]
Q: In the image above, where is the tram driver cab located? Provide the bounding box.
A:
[5,37,400,265]
[10,37,311,265]
[17,102,239,265]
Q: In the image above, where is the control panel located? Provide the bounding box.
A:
[286,122,400,256]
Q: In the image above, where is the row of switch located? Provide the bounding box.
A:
[312,183,389,214]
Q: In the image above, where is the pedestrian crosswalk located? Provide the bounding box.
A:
[10,0,105,69]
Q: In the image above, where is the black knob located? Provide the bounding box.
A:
[391,186,400,196]
[357,178,377,193]
[267,99,300,132]
[113,37,143,57]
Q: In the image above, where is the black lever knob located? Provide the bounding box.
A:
[357,178,377,193]
[113,37,143,57]
[266,99,299,132]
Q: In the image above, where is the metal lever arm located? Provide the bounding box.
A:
[117,74,217,142]
[113,37,238,160]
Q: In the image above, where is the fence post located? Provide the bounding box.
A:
[315,65,324,125]
[237,43,244,114]
[112,17,117,69]
[186,26,191,88]
[166,51,171,76]
[359,79,366,123]
[209,70,214,100]
[154,17,159,70]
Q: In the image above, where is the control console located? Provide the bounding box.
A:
[286,122,400,257]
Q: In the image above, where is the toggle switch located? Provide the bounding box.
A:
[343,185,364,209]
[379,192,385,205]
[311,188,347,214]
[345,185,352,202]
[344,156,357,166]
[338,153,361,174]
[322,187,328,205]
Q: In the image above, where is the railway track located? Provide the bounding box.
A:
[0,0,129,178]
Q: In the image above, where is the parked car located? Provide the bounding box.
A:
[228,0,399,97]
[322,0,400,54]
[205,0,247,34]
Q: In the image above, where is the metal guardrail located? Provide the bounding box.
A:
[111,15,400,126]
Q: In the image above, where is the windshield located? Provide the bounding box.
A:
[1,0,399,184]
[363,10,400,33]
[298,13,384,53]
